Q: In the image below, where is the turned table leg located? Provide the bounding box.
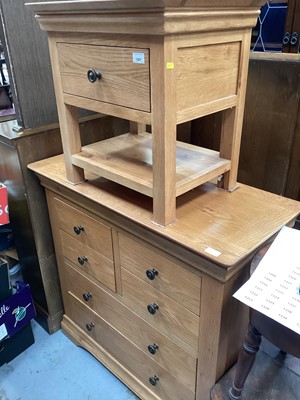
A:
[228,322,262,400]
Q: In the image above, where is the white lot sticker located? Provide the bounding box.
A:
[0,323,8,341]
[132,53,145,64]
[205,247,221,257]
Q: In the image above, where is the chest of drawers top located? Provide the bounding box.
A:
[29,154,300,279]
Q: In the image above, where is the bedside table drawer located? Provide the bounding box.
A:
[61,231,116,292]
[121,268,199,353]
[66,293,195,400]
[64,263,197,389]
[54,197,113,260]
[119,233,201,315]
[57,43,150,112]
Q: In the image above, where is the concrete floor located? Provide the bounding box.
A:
[0,320,138,400]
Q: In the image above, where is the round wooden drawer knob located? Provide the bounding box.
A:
[147,303,159,315]
[148,343,159,355]
[146,268,158,281]
[149,375,159,386]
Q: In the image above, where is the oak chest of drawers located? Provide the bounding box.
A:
[29,154,300,400]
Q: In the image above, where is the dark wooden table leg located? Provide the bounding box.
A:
[228,322,262,399]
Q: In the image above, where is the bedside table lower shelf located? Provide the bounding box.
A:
[71,132,231,197]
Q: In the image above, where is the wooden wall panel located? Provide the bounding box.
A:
[238,59,300,195]
[284,98,300,200]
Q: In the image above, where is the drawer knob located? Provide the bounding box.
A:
[86,322,95,332]
[78,256,88,265]
[147,303,159,315]
[83,292,92,302]
[87,69,102,83]
[148,343,159,355]
[146,268,158,281]
[149,375,159,386]
[74,225,84,235]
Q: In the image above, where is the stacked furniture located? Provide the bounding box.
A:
[27,1,300,399]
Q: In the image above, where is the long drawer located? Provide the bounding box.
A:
[57,43,150,112]
[121,268,199,354]
[66,292,195,400]
[54,196,113,260]
[119,233,201,314]
[64,263,197,390]
[60,231,116,292]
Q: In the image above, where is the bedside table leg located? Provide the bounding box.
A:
[219,31,251,192]
[129,121,146,134]
[151,37,177,227]
[48,36,85,185]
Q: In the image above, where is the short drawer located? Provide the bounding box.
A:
[119,233,201,315]
[57,43,150,112]
[122,268,199,354]
[64,263,197,389]
[61,231,116,292]
[66,293,195,400]
[54,197,113,260]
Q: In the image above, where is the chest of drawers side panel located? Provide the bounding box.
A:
[195,269,250,399]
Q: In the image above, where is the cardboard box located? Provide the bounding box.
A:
[0,282,36,342]
[0,183,9,225]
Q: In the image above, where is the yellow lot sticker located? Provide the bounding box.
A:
[166,62,174,69]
